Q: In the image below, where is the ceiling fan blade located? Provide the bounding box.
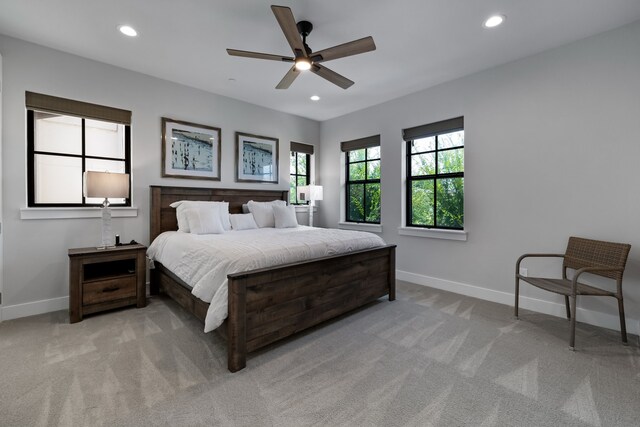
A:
[271,5,306,57]
[276,66,301,89]
[310,36,376,63]
[311,64,354,89]
[226,49,293,62]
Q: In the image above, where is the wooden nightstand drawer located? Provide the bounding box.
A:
[83,276,136,305]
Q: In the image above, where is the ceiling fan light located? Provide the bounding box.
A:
[295,58,312,71]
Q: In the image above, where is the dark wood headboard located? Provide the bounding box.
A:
[150,186,288,241]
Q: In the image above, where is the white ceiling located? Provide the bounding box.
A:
[1,0,639,121]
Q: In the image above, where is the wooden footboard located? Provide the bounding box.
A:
[151,244,396,372]
[227,244,396,372]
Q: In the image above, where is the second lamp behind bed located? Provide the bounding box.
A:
[297,184,323,227]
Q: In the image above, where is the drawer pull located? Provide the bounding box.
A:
[102,286,120,293]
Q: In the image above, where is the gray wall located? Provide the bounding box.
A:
[318,21,640,332]
[0,36,319,311]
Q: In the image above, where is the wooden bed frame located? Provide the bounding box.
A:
[149,185,396,372]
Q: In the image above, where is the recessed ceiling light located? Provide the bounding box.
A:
[484,15,505,28]
[310,95,320,101]
[118,25,138,37]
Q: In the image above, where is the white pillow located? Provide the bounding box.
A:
[230,213,258,231]
[273,205,298,228]
[170,200,231,232]
[185,206,225,235]
[247,200,287,228]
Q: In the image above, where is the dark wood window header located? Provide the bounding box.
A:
[340,135,380,152]
[26,91,132,125]
[290,141,314,155]
[402,117,463,141]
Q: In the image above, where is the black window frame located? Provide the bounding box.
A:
[345,146,381,224]
[405,117,464,230]
[290,150,311,205]
[27,109,132,207]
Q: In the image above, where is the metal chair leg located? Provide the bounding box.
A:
[564,296,571,319]
[514,276,520,319]
[569,295,577,350]
[618,297,628,345]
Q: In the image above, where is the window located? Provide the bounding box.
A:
[341,135,381,224]
[404,117,464,229]
[289,142,313,204]
[26,92,132,207]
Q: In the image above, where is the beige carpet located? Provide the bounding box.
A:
[0,281,638,426]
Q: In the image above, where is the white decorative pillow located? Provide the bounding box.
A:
[273,205,298,228]
[247,200,287,228]
[185,206,225,235]
[230,213,258,231]
[170,200,231,232]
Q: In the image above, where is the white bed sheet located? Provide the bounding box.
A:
[147,226,386,332]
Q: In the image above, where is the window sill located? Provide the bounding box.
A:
[338,222,383,233]
[20,206,139,220]
[398,226,467,241]
[293,205,318,213]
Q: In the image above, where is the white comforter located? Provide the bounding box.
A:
[147,226,386,332]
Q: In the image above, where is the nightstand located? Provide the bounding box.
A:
[68,244,147,323]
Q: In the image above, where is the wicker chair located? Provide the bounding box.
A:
[515,236,631,350]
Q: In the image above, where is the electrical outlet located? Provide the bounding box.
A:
[519,267,528,277]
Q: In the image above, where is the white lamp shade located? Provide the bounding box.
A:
[84,171,130,198]
[298,185,323,202]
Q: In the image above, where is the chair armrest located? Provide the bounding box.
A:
[570,266,624,293]
[516,253,564,273]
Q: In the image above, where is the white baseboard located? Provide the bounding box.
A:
[0,296,69,321]
[397,270,639,336]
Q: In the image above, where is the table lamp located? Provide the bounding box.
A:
[297,184,323,227]
[84,171,130,249]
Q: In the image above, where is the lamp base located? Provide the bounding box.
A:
[96,245,117,250]
[100,204,115,248]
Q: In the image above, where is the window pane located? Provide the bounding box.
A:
[85,159,126,204]
[438,130,464,149]
[349,162,366,181]
[289,178,296,204]
[365,183,381,223]
[296,153,307,175]
[34,112,82,155]
[35,154,82,203]
[85,119,125,159]
[367,160,381,180]
[297,176,307,186]
[411,137,435,153]
[437,148,464,174]
[349,149,365,162]
[367,146,380,160]
[347,184,364,222]
[411,153,435,176]
[436,178,464,228]
[290,152,296,173]
[411,180,434,226]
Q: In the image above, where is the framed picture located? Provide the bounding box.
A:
[161,117,221,180]
[235,132,279,183]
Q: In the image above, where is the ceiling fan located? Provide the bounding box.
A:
[227,5,376,90]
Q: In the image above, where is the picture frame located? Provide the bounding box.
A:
[161,117,221,180]
[235,131,279,183]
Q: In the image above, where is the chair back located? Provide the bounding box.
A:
[563,237,631,281]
